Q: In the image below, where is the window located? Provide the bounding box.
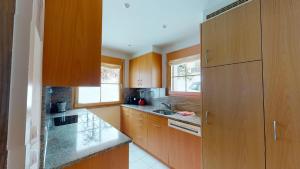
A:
[170,55,201,93]
[76,62,122,107]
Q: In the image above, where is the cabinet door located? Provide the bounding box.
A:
[43,0,102,86]
[201,0,261,67]
[151,53,162,88]
[168,128,202,169]
[129,53,162,88]
[147,114,168,164]
[129,58,140,88]
[202,61,265,169]
[131,110,148,148]
[262,0,300,169]
[139,54,153,88]
[121,107,132,137]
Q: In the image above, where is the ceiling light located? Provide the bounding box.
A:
[124,3,130,8]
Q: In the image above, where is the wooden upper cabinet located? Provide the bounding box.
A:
[201,0,261,67]
[129,52,162,88]
[129,58,140,88]
[262,0,300,169]
[43,0,102,86]
[202,61,265,169]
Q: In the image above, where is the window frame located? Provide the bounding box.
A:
[167,44,201,96]
[74,56,124,108]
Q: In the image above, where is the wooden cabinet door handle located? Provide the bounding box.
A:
[273,120,278,141]
[205,111,209,124]
[204,50,209,65]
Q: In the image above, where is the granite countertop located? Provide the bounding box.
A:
[44,109,131,169]
[121,104,201,126]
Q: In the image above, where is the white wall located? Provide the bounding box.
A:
[8,0,44,168]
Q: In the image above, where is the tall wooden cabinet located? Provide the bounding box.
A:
[43,0,102,86]
[201,1,265,169]
[201,0,261,68]
[262,0,300,169]
[129,52,162,88]
[202,61,265,169]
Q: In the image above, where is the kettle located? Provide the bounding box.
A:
[138,98,146,105]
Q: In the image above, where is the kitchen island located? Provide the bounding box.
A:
[42,109,131,169]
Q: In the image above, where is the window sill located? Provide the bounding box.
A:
[74,102,122,109]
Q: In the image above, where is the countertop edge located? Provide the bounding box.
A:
[44,109,132,169]
[57,140,132,169]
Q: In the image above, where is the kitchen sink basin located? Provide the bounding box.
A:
[153,109,176,115]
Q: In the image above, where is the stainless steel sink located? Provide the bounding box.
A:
[153,109,176,115]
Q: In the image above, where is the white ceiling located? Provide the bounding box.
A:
[102,0,235,56]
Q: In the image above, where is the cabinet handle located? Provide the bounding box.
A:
[204,111,209,124]
[204,50,209,65]
[273,121,278,141]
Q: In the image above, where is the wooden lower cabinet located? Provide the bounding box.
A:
[147,114,169,164]
[64,144,129,169]
[121,107,202,169]
[121,107,148,149]
[121,107,132,137]
[202,61,265,169]
[131,109,148,148]
[168,127,202,169]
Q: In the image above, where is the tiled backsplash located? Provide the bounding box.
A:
[123,88,202,116]
[42,87,202,116]
[42,87,73,114]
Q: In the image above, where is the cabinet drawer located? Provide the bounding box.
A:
[147,114,167,124]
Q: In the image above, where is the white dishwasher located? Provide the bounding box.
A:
[168,119,201,137]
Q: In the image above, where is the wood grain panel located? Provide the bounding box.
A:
[129,52,162,88]
[168,127,202,169]
[64,144,129,169]
[131,109,148,148]
[121,107,132,138]
[43,0,102,86]
[129,58,140,88]
[202,61,265,169]
[167,44,201,61]
[0,0,15,167]
[151,53,162,88]
[147,114,169,164]
[201,0,261,67]
[262,0,300,169]
[140,53,152,88]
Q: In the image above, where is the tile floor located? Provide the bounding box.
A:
[129,143,170,169]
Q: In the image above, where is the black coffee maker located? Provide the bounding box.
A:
[125,96,139,105]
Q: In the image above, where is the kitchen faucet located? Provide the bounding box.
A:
[161,102,173,111]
